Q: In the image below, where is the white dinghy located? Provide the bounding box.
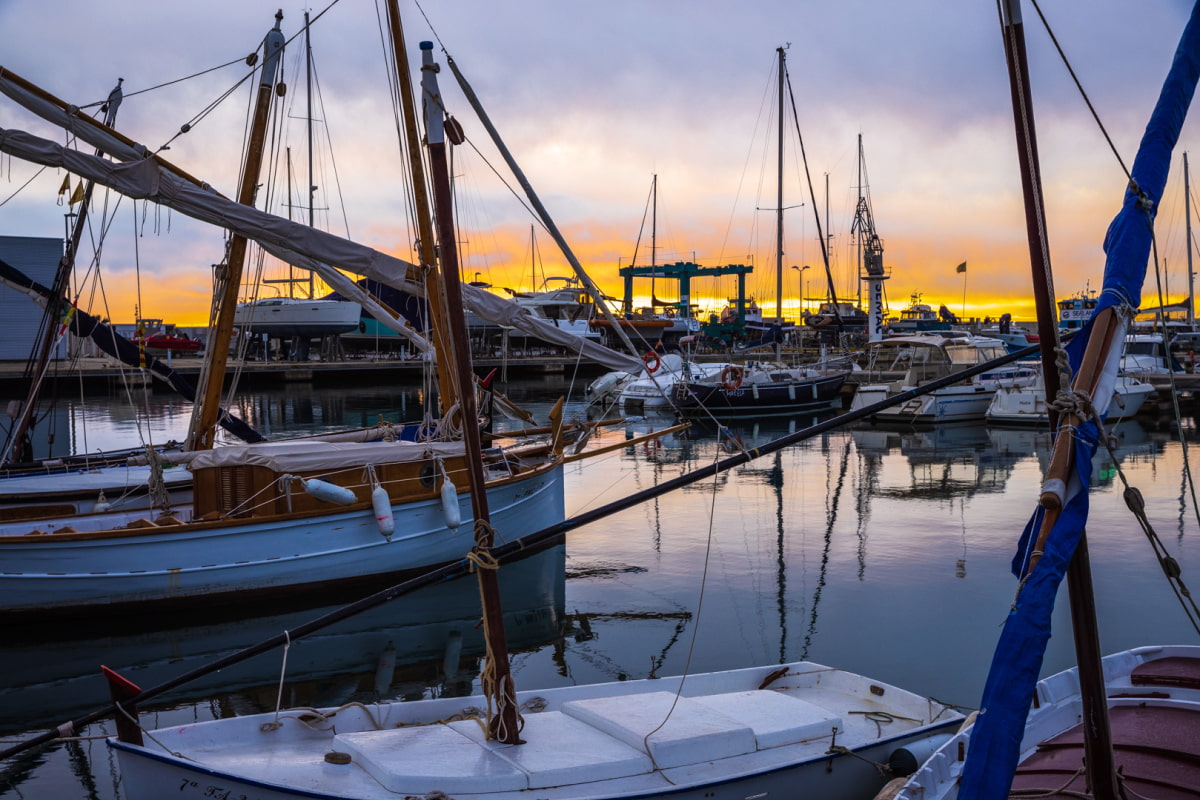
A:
[111,661,963,800]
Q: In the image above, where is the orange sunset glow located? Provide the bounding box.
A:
[4,2,1200,332]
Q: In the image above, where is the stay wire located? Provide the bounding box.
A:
[1027,0,1133,184]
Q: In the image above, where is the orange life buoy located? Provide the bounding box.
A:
[720,365,744,391]
[642,351,661,374]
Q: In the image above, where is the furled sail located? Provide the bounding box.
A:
[959,5,1200,796]
[0,76,644,373]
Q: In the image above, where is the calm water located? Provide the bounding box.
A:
[2,375,1199,799]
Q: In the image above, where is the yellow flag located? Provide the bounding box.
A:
[58,175,70,195]
[69,182,85,206]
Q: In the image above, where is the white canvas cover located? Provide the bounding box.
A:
[186,439,464,473]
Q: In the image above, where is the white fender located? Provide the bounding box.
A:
[92,489,111,514]
[372,484,394,539]
[303,478,356,506]
[441,475,461,530]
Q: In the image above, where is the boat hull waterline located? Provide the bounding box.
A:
[0,464,563,617]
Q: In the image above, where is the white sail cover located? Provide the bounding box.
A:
[0,109,643,373]
[186,439,465,472]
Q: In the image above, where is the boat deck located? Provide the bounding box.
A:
[1011,655,1200,799]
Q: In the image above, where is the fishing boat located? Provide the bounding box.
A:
[850,334,1026,423]
[110,656,963,800]
[886,293,954,334]
[888,1,1200,797]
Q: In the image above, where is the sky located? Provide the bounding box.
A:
[2,0,1199,327]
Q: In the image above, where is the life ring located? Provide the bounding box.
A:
[642,351,661,374]
[720,365,744,391]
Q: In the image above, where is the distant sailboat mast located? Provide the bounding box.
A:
[775,47,785,324]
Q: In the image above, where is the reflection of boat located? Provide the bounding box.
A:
[850,335,1019,423]
[0,544,566,734]
[233,296,363,338]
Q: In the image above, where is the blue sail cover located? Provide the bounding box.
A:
[958,5,1200,798]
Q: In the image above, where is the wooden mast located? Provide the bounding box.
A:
[188,11,285,451]
[999,2,1118,797]
[420,40,522,744]
[384,0,458,414]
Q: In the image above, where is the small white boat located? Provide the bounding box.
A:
[618,356,732,411]
[1121,332,1184,376]
[111,659,965,800]
[987,370,1155,425]
[234,297,363,338]
[851,335,1021,423]
[889,645,1200,800]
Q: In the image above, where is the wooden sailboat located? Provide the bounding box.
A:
[0,11,568,624]
[102,37,966,800]
[892,1,1200,798]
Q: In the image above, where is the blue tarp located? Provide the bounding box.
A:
[958,4,1200,797]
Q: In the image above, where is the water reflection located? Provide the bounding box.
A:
[0,546,566,738]
[2,382,1198,800]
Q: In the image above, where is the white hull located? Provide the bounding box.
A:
[852,382,996,423]
[0,464,563,617]
[894,645,1200,800]
[987,374,1155,425]
[111,661,963,800]
[234,298,362,337]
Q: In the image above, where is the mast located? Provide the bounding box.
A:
[188,11,285,451]
[384,0,458,413]
[776,47,785,324]
[995,1,1117,796]
[1188,152,1195,327]
[420,39,521,744]
[305,10,316,300]
[1,78,123,466]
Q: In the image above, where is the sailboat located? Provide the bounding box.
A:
[891,1,1200,798]
[92,35,966,800]
[0,11,569,623]
[674,47,850,418]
